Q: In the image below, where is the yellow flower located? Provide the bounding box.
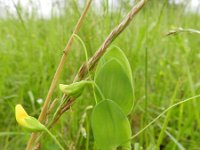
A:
[15,104,45,132]
[15,104,65,150]
[15,104,29,126]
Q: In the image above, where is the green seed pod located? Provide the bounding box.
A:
[59,80,91,98]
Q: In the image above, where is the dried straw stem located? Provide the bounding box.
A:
[26,1,92,149]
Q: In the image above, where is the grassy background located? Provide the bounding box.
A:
[0,0,200,149]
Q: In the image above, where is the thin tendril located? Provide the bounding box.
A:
[130,94,200,140]
[73,34,104,104]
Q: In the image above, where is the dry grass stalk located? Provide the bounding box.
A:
[26,0,92,149]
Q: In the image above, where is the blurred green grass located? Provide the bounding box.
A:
[0,0,200,149]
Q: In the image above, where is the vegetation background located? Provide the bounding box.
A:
[0,0,200,149]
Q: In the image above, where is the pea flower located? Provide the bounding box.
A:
[15,104,65,150]
[15,104,45,132]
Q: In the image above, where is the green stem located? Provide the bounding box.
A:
[44,128,65,150]
[73,34,102,104]
[130,94,200,140]
[86,81,105,103]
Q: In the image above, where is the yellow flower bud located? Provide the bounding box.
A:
[15,104,29,127]
[15,104,46,132]
[15,105,64,150]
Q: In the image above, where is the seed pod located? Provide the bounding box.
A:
[59,80,91,98]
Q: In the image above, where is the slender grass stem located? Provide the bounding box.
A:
[130,94,200,140]
[156,81,180,148]
[166,28,200,36]
[44,128,65,150]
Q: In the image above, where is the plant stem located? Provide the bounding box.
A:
[130,94,200,140]
[44,128,65,150]
[166,27,200,36]
[26,0,92,149]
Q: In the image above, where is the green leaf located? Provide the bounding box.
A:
[96,46,133,84]
[59,80,91,98]
[95,59,133,115]
[91,100,132,150]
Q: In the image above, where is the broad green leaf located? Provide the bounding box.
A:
[96,46,133,84]
[59,80,92,98]
[95,59,133,115]
[91,100,132,150]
